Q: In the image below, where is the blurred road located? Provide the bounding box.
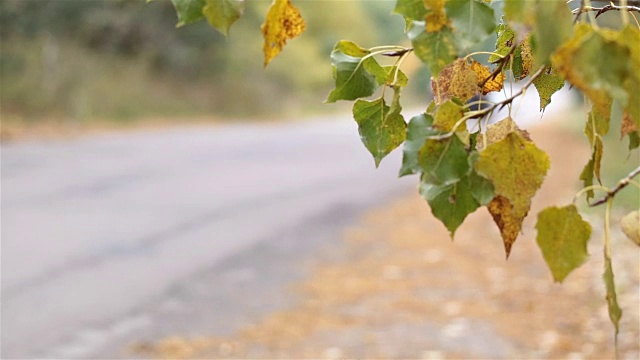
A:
[1,116,415,358]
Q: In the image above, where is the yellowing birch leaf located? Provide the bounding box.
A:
[487,195,526,256]
[424,0,448,32]
[261,0,306,67]
[476,117,530,150]
[519,36,533,79]
[476,132,550,256]
[621,210,640,246]
[470,59,505,95]
[431,58,478,104]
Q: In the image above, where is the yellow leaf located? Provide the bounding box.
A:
[431,58,478,104]
[424,0,448,32]
[261,0,306,67]
[519,35,533,79]
[476,131,550,257]
[621,210,640,247]
[470,59,505,95]
[433,100,464,132]
[487,195,525,257]
[477,117,530,150]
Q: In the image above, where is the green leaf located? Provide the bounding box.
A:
[604,255,622,337]
[628,131,640,150]
[504,0,533,25]
[400,113,438,177]
[489,23,515,63]
[420,173,482,236]
[535,205,592,283]
[532,68,565,111]
[585,107,611,147]
[468,153,494,205]
[445,0,496,50]
[326,41,381,103]
[579,149,595,200]
[171,0,206,27]
[382,66,409,87]
[202,0,243,36]
[353,96,407,167]
[394,0,427,22]
[409,22,457,76]
[531,0,572,66]
[419,133,470,185]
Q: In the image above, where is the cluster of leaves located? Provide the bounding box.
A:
[163,0,640,347]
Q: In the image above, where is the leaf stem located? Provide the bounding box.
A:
[573,184,610,203]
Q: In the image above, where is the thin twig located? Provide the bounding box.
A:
[590,165,640,207]
[481,43,517,88]
[574,0,586,23]
[572,4,640,17]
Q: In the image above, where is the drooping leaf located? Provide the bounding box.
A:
[261,0,306,66]
[578,157,595,200]
[432,59,479,104]
[604,255,622,337]
[535,205,592,282]
[585,104,612,147]
[424,0,449,33]
[621,210,640,246]
[409,22,457,76]
[531,0,572,67]
[628,132,640,150]
[171,0,205,27]
[476,132,550,256]
[487,195,525,256]
[202,0,243,36]
[353,96,406,167]
[420,172,485,236]
[580,133,604,200]
[620,25,640,126]
[326,41,383,103]
[470,59,505,95]
[445,0,496,49]
[419,133,470,185]
[552,25,636,119]
[532,68,565,111]
[400,113,438,177]
[432,100,465,132]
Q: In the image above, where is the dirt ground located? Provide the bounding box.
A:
[134,127,639,359]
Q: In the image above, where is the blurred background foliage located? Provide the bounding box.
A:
[0,0,420,124]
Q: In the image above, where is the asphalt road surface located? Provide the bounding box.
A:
[1,116,416,358]
[1,89,575,358]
